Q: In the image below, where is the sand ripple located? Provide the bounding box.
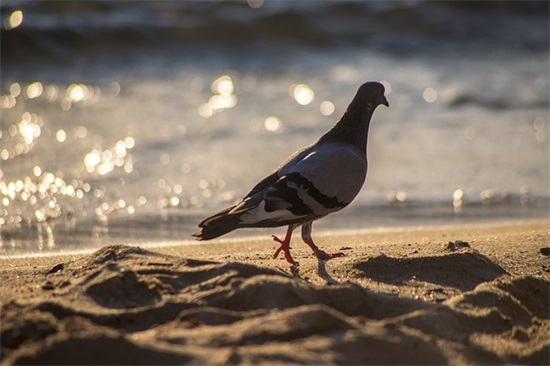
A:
[2,244,548,365]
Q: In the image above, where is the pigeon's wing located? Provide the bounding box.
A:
[241,143,315,199]
[242,170,280,199]
[238,143,367,227]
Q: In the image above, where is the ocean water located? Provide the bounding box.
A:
[1,1,548,254]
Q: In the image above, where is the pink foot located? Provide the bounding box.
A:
[272,235,297,265]
[301,223,344,262]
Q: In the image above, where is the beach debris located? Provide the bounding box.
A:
[193,82,389,265]
[539,247,550,256]
[339,246,353,251]
[444,240,471,252]
[47,262,64,274]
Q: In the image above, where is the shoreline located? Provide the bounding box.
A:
[1,218,547,261]
[2,196,548,257]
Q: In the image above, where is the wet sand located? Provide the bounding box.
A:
[1,220,549,365]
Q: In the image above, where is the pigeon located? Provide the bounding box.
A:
[194,81,389,265]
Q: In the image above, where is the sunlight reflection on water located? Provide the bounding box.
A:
[0,0,548,252]
[199,75,238,117]
[0,66,548,249]
[291,83,315,106]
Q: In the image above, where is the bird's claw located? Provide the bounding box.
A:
[271,235,297,265]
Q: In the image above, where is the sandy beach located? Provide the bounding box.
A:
[1,220,548,365]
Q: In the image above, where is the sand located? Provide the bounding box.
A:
[1,220,549,365]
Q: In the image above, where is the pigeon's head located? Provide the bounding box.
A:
[357,81,389,108]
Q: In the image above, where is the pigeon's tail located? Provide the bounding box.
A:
[193,206,244,240]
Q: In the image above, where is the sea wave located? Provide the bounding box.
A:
[2,0,548,66]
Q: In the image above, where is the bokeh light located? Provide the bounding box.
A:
[55,129,66,142]
[67,84,87,102]
[423,87,438,103]
[0,95,16,109]
[26,82,43,99]
[6,10,23,30]
[83,137,134,175]
[18,112,42,145]
[247,0,264,8]
[291,84,315,105]
[211,75,234,96]
[320,101,335,116]
[264,116,282,132]
[200,75,237,117]
[380,80,392,95]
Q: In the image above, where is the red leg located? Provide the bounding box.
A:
[272,225,297,265]
[301,222,344,260]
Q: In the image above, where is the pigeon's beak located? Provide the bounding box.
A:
[381,96,389,107]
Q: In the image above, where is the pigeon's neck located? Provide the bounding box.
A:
[317,101,376,152]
